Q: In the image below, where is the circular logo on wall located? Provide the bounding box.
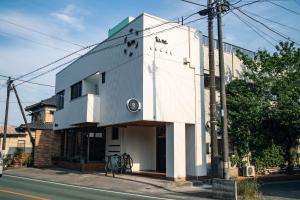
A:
[126,98,141,112]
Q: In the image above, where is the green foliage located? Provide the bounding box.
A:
[252,144,284,172]
[13,147,24,159]
[238,180,262,200]
[228,41,300,171]
[24,156,33,167]
[230,154,247,168]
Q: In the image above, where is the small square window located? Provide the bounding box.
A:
[102,72,106,84]
[112,128,119,140]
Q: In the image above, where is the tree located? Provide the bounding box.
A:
[227,42,300,172]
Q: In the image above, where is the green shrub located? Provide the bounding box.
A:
[24,156,33,167]
[238,179,262,200]
[13,147,24,159]
[230,153,247,168]
[252,144,284,172]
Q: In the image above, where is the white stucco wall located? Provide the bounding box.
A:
[142,15,201,124]
[105,126,156,171]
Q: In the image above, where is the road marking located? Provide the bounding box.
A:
[5,174,174,200]
[0,188,49,200]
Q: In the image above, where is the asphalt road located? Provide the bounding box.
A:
[260,180,300,200]
[0,175,172,200]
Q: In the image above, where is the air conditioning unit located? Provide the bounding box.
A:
[243,165,255,177]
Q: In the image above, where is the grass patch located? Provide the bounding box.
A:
[238,179,263,200]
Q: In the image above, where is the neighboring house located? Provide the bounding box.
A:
[0,125,34,157]
[18,96,61,167]
[53,13,254,180]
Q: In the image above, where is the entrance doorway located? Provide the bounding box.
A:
[156,125,166,172]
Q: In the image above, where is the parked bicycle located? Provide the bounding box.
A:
[105,154,122,178]
[105,153,133,177]
[120,153,133,174]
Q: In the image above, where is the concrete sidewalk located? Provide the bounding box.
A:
[3,168,213,200]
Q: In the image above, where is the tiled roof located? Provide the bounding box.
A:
[16,122,53,131]
[25,96,56,111]
[0,125,26,137]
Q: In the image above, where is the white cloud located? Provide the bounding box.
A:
[50,4,87,31]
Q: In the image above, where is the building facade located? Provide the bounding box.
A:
[18,96,61,167]
[53,13,253,180]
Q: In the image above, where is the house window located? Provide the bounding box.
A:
[101,72,106,84]
[17,140,25,151]
[71,81,82,100]
[57,90,65,110]
[112,128,119,140]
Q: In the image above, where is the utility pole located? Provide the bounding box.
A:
[217,0,230,179]
[2,77,12,151]
[207,0,219,178]
[11,84,35,158]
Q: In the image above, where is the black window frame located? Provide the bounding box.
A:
[101,72,106,84]
[57,90,65,110]
[112,128,119,140]
[70,81,82,100]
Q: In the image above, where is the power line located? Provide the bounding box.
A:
[232,11,277,47]
[13,18,181,82]
[236,8,300,45]
[0,30,79,54]
[16,17,206,87]
[14,13,201,83]
[267,0,300,15]
[241,9,300,33]
[180,0,207,7]
[0,18,84,48]
[0,73,54,87]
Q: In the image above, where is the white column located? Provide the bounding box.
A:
[166,122,186,180]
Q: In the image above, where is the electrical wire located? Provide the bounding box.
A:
[0,31,81,54]
[15,17,206,87]
[180,0,207,7]
[267,0,300,15]
[235,8,300,45]
[0,18,84,48]
[13,18,183,82]
[0,73,54,87]
[241,9,300,33]
[232,11,277,47]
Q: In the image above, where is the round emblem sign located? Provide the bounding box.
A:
[126,98,141,112]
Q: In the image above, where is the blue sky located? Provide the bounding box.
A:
[0,0,300,126]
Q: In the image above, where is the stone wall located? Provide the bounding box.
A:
[34,130,61,167]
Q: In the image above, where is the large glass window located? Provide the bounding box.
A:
[57,90,65,110]
[71,81,82,100]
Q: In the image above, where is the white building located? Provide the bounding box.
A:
[53,13,254,180]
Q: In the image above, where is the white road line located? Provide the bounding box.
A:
[5,174,174,200]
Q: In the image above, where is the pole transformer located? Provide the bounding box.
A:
[207,0,219,178]
[217,0,230,179]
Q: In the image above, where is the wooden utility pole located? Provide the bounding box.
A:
[2,77,12,151]
[11,84,35,151]
[208,0,219,178]
[217,0,230,180]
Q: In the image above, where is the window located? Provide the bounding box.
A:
[101,72,106,84]
[71,81,82,100]
[17,140,25,151]
[57,90,65,110]
[112,128,119,140]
